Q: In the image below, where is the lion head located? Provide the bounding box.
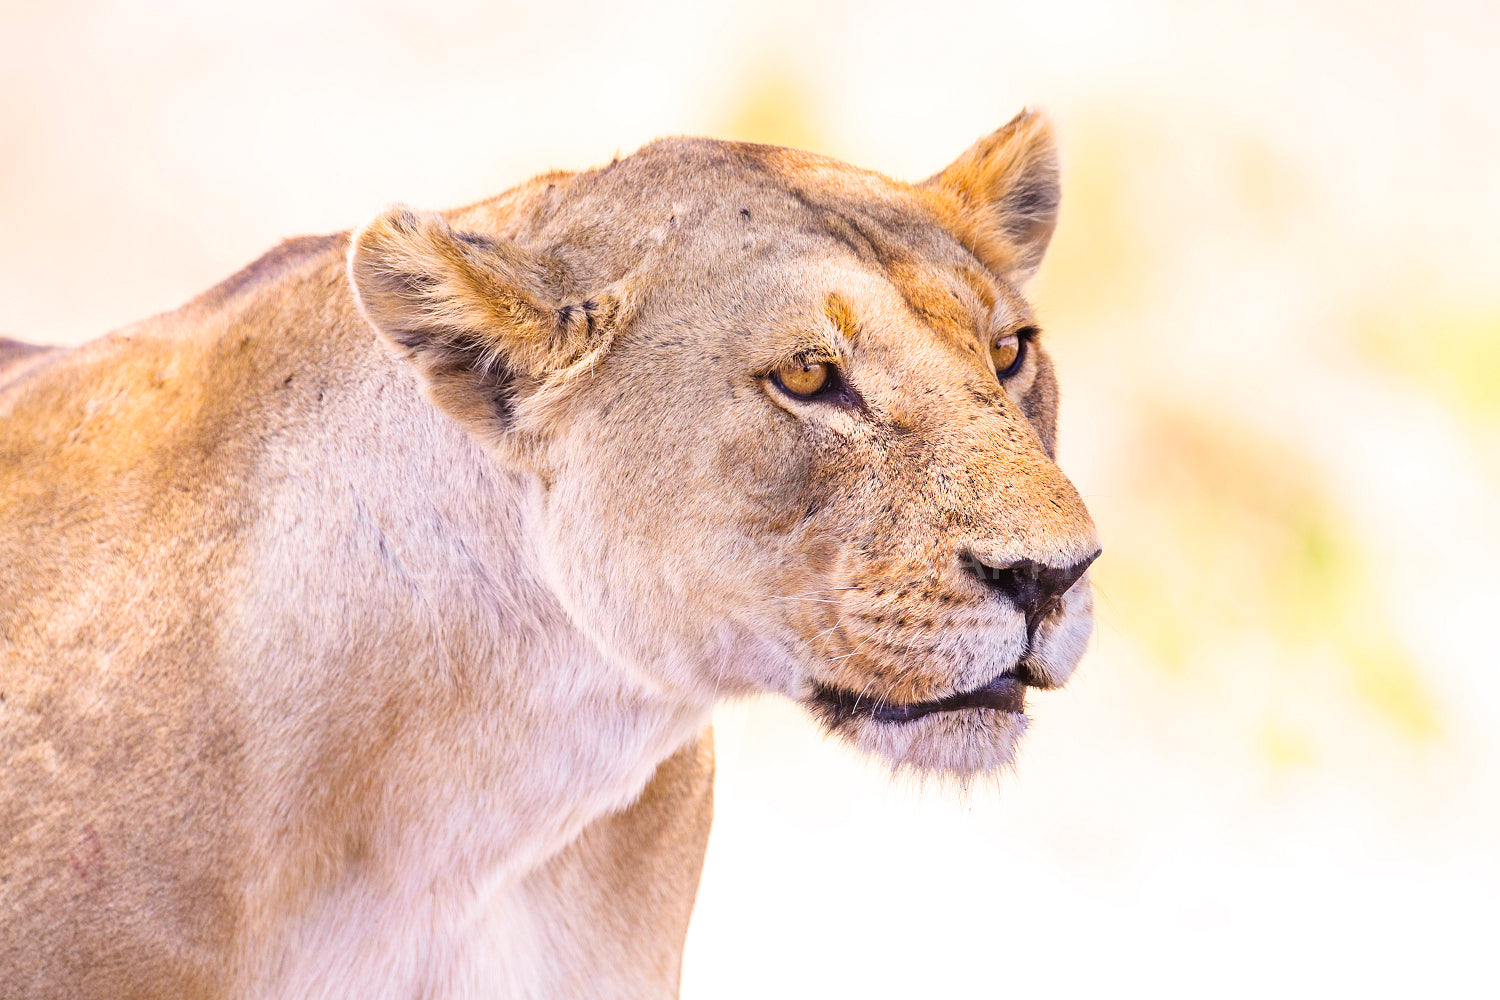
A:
[349,111,1099,778]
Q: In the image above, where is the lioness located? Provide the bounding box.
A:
[0,111,1098,998]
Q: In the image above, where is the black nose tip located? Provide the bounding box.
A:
[965,550,1100,626]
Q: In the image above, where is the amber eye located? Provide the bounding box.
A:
[990,330,1031,378]
[773,358,833,397]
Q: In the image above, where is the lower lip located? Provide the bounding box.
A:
[814,674,1027,725]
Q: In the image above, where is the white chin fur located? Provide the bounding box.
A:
[831,707,1028,780]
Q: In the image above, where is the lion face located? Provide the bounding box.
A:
[351,112,1099,777]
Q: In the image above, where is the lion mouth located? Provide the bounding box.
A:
[809,673,1026,727]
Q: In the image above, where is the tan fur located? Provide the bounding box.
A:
[0,111,1097,998]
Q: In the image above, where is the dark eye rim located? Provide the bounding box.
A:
[995,326,1037,380]
[769,358,844,400]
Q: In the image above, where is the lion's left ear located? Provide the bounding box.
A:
[924,109,1060,284]
[348,207,630,443]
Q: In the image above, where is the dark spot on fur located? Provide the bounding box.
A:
[455,230,499,250]
[0,336,48,368]
[791,196,880,266]
[0,336,57,389]
[431,330,522,429]
[68,825,104,885]
[389,329,427,350]
[392,271,439,297]
[1004,180,1059,230]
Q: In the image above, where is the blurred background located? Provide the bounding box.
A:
[3,0,1497,995]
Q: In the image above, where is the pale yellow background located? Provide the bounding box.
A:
[4,1,1498,996]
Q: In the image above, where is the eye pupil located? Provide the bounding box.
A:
[775,359,832,397]
[990,333,1027,378]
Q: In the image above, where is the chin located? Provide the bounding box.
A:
[805,683,1031,780]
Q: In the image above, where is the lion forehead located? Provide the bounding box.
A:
[445,137,978,298]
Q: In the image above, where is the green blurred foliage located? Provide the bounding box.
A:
[1363,305,1500,421]
[1096,409,1442,756]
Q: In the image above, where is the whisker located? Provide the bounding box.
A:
[810,616,852,644]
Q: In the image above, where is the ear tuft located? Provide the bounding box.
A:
[925,109,1061,283]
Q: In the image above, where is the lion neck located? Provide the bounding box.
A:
[224,322,712,937]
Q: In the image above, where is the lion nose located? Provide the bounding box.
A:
[965,550,1100,627]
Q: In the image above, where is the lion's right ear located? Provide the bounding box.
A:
[924,110,1060,285]
[348,206,625,439]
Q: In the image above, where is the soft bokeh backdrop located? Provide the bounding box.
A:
[4,1,1497,995]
